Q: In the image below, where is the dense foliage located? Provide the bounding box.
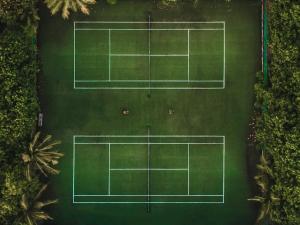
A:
[0,1,63,225]
[44,0,96,19]
[251,0,300,224]
[0,29,39,149]
[44,0,120,19]
[0,165,40,225]
[0,0,38,25]
[0,7,39,224]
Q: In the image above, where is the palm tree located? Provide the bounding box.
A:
[20,184,58,225]
[256,150,273,177]
[248,193,280,224]
[44,0,96,19]
[248,151,280,224]
[22,132,64,181]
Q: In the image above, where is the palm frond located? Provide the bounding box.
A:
[44,0,96,19]
[25,214,35,225]
[23,132,63,179]
[37,134,53,148]
[34,199,59,209]
[254,175,268,193]
[34,184,48,201]
[30,132,41,151]
[25,164,32,181]
[248,196,265,203]
[20,194,29,211]
[35,157,61,175]
[31,211,54,221]
[35,160,49,177]
[256,204,268,222]
[21,184,58,225]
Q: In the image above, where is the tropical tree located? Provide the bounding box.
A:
[22,132,63,181]
[20,184,58,225]
[248,151,280,224]
[0,0,37,24]
[249,194,280,224]
[44,0,96,19]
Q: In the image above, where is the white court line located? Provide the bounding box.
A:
[110,168,188,171]
[73,135,225,204]
[74,142,224,145]
[222,137,226,203]
[75,28,224,31]
[187,144,190,195]
[187,29,190,81]
[110,54,188,57]
[72,136,75,203]
[223,22,226,88]
[73,22,76,89]
[74,135,225,138]
[75,86,225,89]
[73,201,224,204]
[147,127,150,205]
[108,29,111,81]
[74,22,225,90]
[75,80,223,83]
[74,21,225,24]
[108,143,111,195]
[75,194,223,197]
[148,19,151,91]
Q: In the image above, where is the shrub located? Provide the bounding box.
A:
[0,28,39,149]
[0,0,37,25]
[0,165,40,225]
[251,0,300,224]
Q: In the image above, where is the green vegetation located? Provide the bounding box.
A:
[22,132,64,181]
[20,184,58,225]
[0,0,37,24]
[0,1,63,224]
[250,0,300,224]
[0,29,38,148]
[0,0,39,37]
[44,0,120,19]
[44,0,96,19]
[0,0,298,224]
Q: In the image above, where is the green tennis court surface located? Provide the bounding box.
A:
[74,22,225,89]
[39,0,261,224]
[73,135,225,203]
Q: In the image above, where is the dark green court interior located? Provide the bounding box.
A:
[38,0,260,224]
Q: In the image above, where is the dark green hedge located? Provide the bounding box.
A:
[253,0,300,224]
[0,29,39,149]
[0,165,40,225]
[0,0,37,25]
[0,1,40,224]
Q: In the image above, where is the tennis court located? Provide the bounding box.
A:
[39,0,261,224]
[73,135,225,203]
[74,21,225,89]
